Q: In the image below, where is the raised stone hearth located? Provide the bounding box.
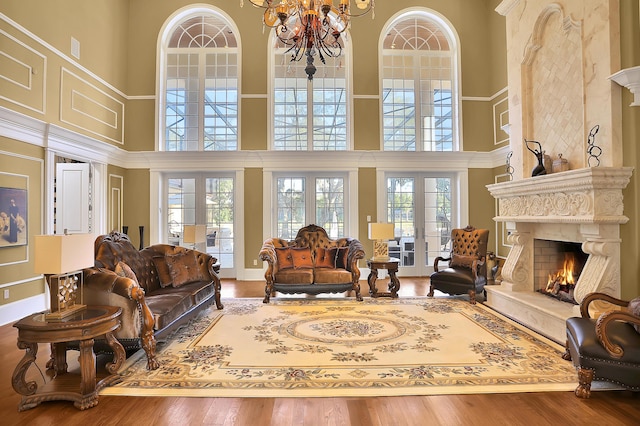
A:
[485,167,632,343]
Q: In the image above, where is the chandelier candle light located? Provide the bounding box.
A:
[241,0,375,80]
[368,223,395,261]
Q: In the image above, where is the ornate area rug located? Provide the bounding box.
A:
[102,298,581,397]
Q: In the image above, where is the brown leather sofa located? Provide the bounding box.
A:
[83,231,223,369]
[258,224,365,303]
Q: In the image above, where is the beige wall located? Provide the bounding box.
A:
[0,1,524,300]
[619,0,640,299]
[0,1,128,147]
[0,137,45,305]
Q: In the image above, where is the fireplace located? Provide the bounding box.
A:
[485,167,632,343]
[534,240,588,304]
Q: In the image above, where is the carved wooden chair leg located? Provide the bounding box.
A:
[263,282,273,304]
[562,342,572,361]
[427,285,435,297]
[131,286,159,370]
[213,276,224,310]
[468,289,477,304]
[575,367,594,398]
[354,283,363,301]
[141,330,159,370]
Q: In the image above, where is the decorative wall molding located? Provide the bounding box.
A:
[0,28,47,114]
[59,68,125,145]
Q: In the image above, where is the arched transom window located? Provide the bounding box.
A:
[381,12,459,151]
[161,12,239,151]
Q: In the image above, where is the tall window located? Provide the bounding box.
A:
[162,12,239,151]
[272,31,349,150]
[276,175,346,239]
[381,12,458,151]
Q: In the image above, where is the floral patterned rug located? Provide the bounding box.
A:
[101,297,581,397]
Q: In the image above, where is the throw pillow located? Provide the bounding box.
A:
[114,261,139,284]
[315,247,336,268]
[166,251,208,287]
[335,247,349,269]
[450,253,477,269]
[628,297,640,333]
[274,247,294,270]
[152,256,173,288]
[291,247,313,269]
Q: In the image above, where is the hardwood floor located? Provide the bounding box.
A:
[2,279,639,425]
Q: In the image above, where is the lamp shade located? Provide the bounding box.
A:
[368,223,395,240]
[183,225,207,244]
[34,234,95,274]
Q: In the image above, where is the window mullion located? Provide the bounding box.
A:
[198,52,206,151]
[414,55,423,152]
[307,79,313,150]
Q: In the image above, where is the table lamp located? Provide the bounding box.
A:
[183,224,206,251]
[34,233,95,320]
[368,223,395,261]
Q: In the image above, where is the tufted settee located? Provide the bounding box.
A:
[83,231,222,369]
[258,224,366,303]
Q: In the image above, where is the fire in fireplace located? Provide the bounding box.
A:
[534,240,588,305]
[540,252,580,304]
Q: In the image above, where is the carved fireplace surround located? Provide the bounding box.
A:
[485,167,632,343]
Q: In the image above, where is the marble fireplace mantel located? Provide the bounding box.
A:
[484,167,633,342]
[487,167,633,224]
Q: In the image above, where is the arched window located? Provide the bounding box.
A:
[270,24,351,150]
[159,8,239,151]
[381,10,460,151]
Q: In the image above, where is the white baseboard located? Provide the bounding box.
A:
[0,293,47,326]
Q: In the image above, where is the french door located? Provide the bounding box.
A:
[166,174,235,276]
[385,174,454,276]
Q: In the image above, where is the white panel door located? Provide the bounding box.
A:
[56,163,90,234]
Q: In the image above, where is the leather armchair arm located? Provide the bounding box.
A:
[473,255,486,281]
[346,238,365,282]
[579,292,629,318]
[595,309,640,358]
[259,238,277,280]
[259,239,277,265]
[433,256,451,272]
[83,267,159,370]
[84,267,139,300]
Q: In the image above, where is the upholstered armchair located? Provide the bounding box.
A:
[563,292,640,398]
[428,226,489,304]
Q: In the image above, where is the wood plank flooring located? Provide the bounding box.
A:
[2,279,639,425]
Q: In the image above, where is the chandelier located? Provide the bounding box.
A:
[241,0,375,80]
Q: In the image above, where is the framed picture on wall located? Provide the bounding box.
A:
[0,187,27,247]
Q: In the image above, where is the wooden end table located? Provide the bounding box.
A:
[367,258,401,298]
[12,305,125,411]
